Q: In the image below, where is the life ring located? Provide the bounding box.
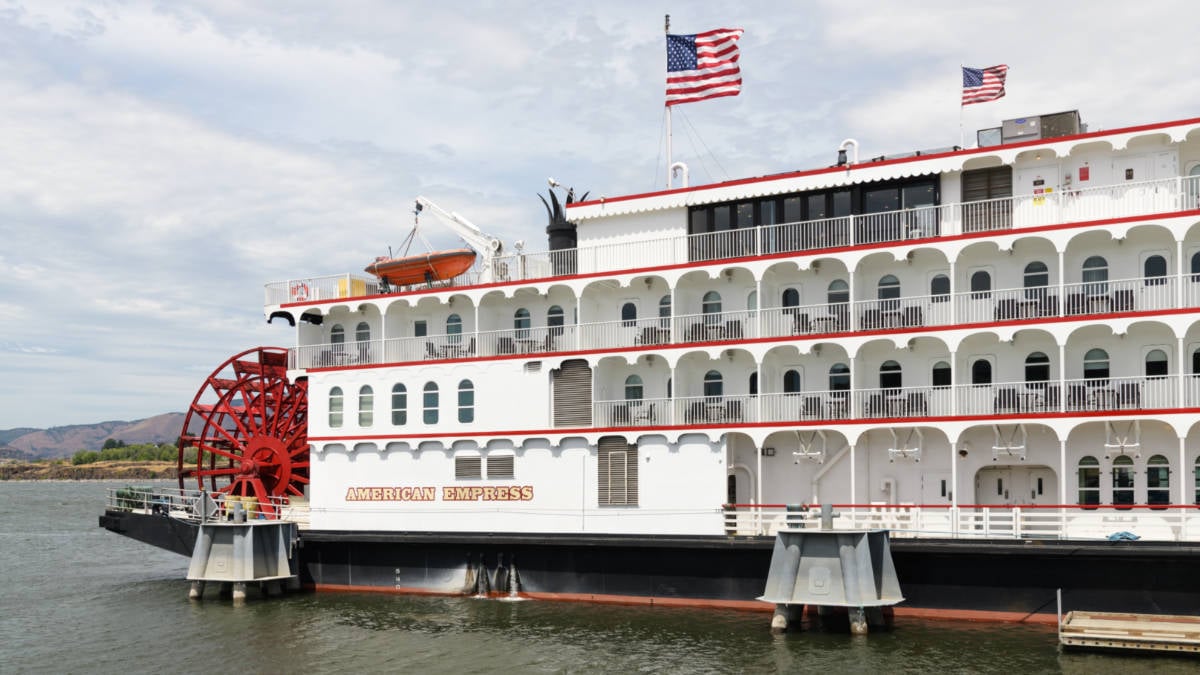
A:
[290,282,310,302]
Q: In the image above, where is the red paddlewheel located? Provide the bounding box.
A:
[177,347,308,515]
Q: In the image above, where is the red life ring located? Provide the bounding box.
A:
[290,282,310,302]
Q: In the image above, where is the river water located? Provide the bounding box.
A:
[0,480,1195,674]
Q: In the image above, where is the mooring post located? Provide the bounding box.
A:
[188,580,205,601]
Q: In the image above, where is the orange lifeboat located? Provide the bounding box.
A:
[364,248,477,287]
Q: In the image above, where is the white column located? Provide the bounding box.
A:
[1178,337,1186,408]
[1058,342,1067,412]
[949,347,958,416]
[848,265,857,332]
[1057,250,1066,316]
[574,294,582,350]
[948,259,957,325]
[849,355,858,419]
[1179,436,1188,507]
[950,433,959,509]
[1176,239,1185,310]
[1060,438,1068,507]
[849,442,857,506]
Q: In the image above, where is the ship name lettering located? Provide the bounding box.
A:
[344,486,438,501]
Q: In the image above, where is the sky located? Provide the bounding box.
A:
[2,0,1199,430]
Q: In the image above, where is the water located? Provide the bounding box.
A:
[0,481,1195,674]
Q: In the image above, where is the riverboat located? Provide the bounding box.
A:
[104,108,1200,620]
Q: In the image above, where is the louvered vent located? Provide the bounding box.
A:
[552,359,592,427]
[525,361,542,372]
[454,455,482,479]
[597,436,638,506]
[487,455,514,479]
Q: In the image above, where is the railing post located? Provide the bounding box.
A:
[1013,506,1022,539]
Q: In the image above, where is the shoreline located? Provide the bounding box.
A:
[0,461,177,481]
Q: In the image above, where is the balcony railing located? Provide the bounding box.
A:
[591,375,1198,430]
[266,175,1200,305]
[720,503,1200,541]
[288,270,1196,372]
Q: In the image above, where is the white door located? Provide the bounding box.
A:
[975,467,1013,505]
[1010,466,1057,505]
[974,467,1016,536]
[921,471,952,504]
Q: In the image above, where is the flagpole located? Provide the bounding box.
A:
[665,13,672,188]
[958,62,965,149]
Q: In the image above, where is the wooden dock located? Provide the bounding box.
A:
[1060,610,1200,654]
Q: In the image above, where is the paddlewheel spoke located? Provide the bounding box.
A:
[178,347,308,512]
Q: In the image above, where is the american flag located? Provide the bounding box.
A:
[962,65,1009,105]
[665,28,743,107]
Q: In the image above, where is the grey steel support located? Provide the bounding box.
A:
[759,529,903,635]
[186,520,298,603]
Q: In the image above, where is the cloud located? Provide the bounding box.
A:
[2,0,1200,428]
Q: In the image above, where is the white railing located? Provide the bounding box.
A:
[266,175,1200,306]
[105,486,308,526]
[672,308,759,343]
[591,375,1197,431]
[721,503,1200,541]
[580,315,670,350]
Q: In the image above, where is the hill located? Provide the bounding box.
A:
[0,413,185,459]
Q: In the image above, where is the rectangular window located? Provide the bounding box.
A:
[805,194,826,221]
[783,196,803,223]
[735,202,754,228]
[414,320,427,338]
[487,455,514,479]
[689,208,709,235]
[598,438,638,506]
[454,455,482,479]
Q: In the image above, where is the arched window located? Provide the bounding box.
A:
[355,321,370,342]
[1146,349,1168,378]
[1112,455,1135,506]
[1077,456,1100,506]
[1194,347,1200,375]
[329,387,344,428]
[703,370,724,398]
[1084,348,1110,382]
[1144,255,1168,285]
[827,280,849,305]
[784,369,801,393]
[658,295,672,328]
[620,302,637,327]
[457,380,474,423]
[749,372,758,396]
[879,360,902,390]
[391,384,407,425]
[1025,352,1050,385]
[930,274,950,303]
[514,308,531,338]
[747,290,758,312]
[1024,261,1048,300]
[702,291,722,325]
[1191,251,1200,282]
[330,324,345,345]
[877,274,900,310]
[446,314,462,343]
[1082,256,1108,295]
[971,359,992,385]
[1194,456,1200,504]
[358,385,374,427]
[1147,455,1170,506]
[547,306,564,336]
[423,382,439,424]
[829,363,851,391]
[970,270,991,299]
[782,288,800,312]
[932,361,951,388]
[624,375,643,401]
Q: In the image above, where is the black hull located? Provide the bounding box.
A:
[100,511,1200,618]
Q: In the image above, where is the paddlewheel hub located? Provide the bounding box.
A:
[177,347,308,515]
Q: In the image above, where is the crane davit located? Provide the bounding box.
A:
[363,197,513,288]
